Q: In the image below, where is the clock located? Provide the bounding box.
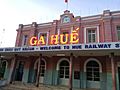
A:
[63,16,70,23]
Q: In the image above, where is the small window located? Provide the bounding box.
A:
[117,26,120,40]
[22,35,28,46]
[87,29,96,43]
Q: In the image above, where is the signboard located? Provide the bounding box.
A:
[30,28,79,45]
[0,42,120,53]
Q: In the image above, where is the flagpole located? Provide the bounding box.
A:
[65,0,68,10]
[66,1,68,10]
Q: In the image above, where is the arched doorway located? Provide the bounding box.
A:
[0,60,8,80]
[15,61,25,81]
[84,58,102,89]
[57,58,69,86]
[34,58,46,84]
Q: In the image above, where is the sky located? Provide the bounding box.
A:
[0,0,120,47]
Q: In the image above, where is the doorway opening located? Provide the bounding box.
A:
[15,61,25,81]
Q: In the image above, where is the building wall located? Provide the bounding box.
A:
[9,10,120,89]
[19,56,118,89]
[15,10,120,47]
[4,52,120,89]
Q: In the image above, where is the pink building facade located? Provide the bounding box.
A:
[0,10,120,90]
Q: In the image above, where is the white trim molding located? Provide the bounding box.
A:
[57,28,60,45]
[84,26,100,43]
[84,58,102,73]
[97,26,100,43]
[84,27,87,43]
[34,58,46,70]
[56,58,69,70]
[46,32,49,45]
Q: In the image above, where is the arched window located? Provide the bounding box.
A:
[86,61,100,81]
[0,60,7,79]
[59,60,69,78]
[34,59,46,77]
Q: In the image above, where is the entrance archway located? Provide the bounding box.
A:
[15,61,25,81]
[34,58,46,83]
[84,58,102,89]
[57,58,69,86]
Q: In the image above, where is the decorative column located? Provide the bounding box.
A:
[36,54,42,87]
[8,54,17,84]
[103,10,113,42]
[22,58,31,83]
[15,24,23,46]
[28,22,37,46]
[57,28,60,44]
[69,53,73,90]
[111,53,116,90]
[46,32,49,45]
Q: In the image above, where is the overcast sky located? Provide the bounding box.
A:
[0,0,120,47]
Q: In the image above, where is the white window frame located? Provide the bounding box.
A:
[84,58,102,73]
[56,58,69,70]
[88,29,96,43]
[38,32,49,45]
[59,65,69,78]
[57,28,60,45]
[34,58,46,70]
[86,61,100,81]
[84,26,99,43]
[34,58,46,77]
[40,61,45,76]
[56,58,70,79]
